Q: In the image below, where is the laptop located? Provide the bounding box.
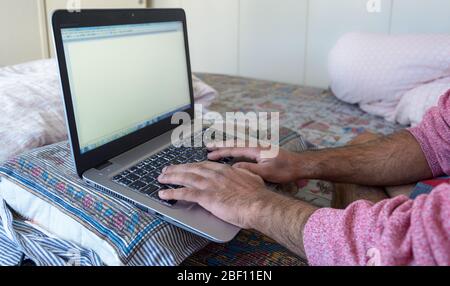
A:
[52,9,240,242]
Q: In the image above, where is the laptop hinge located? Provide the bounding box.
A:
[95,161,113,170]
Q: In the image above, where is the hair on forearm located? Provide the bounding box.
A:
[305,130,433,186]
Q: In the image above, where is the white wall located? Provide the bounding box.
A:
[182,0,239,75]
[2,0,449,86]
[152,0,450,88]
[153,0,240,75]
[45,0,147,57]
[305,0,392,87]
[390,0,450,34]
[0,0,48,66]
[0,0,147,66]
[239,0,308,85]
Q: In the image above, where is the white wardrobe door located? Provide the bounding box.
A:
[239,0,308,85]
[0,0,48,66]
[151,0,182,8]
[152,0,239,75]
[181,0,239,75]
[390,0,450,34]
[45,0,147,57]
[46,0,146,10]
[305,0,392,88]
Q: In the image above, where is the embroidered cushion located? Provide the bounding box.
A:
[0,142,208,265]
[0,126,314,265]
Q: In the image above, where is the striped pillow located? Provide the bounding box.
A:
[0,142,208,265]
[0,126,310,265]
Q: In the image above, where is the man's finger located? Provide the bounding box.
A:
[158,188,201,203]
[233,162,266,177]
[207,148,260,161]
[163,161,226,176]
[158,171,208,190]
[206,139,246,150]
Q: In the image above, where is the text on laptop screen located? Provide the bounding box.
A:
[61,22,191,154]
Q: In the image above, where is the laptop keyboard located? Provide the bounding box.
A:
[112,135,232,207]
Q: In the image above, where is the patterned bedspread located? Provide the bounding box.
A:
[200,74,401,147]
[183,74,402,266]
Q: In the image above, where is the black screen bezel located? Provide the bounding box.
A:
[52,9,195,177]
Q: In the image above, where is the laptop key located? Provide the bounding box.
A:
[125,173,139,181]
[129,180,147,191]
[147,171,159,178]
[192,155,205,162]
[179,155,189,161]
[165,153,177,160]
[172,159,183,165]
[134,168,148,177]
[153,158,165,167]
[129,166,139,172]
[145,156,156,162]
[126,173,140,182]
[141,184,160,194]
[118,178,132,186]
[140,174,155,184]
[161,156,171,162]
[121,170,131,176]
[112,175,122,181]
[143,165,155,172]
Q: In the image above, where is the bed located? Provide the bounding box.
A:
[182,73,401,266]
[0,64,402,266]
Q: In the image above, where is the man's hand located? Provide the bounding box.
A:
[157,161,276,228]
[158,161,317,258]
[207,146,302,184]
[209,130,433,186]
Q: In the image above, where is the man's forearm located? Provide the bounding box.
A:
[249,192,317,259]
[245,130,432,262]
[296,130,433,186]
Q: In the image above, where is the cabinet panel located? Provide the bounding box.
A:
[45,0,147,57]
[239,0,308,85]
[0,0,48,66]
[46,0,146,11]
[391,0,450,34]
[151,0,182,8]
[181,0,239,75]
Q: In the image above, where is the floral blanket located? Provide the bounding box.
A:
[183,74,402,266]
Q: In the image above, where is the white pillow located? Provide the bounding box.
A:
[0,177,120,265]
[329,32,450,124]
[395,78,450,126]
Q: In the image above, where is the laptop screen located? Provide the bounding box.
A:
[61,21,191,154]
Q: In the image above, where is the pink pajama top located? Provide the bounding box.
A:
[303,90,450,266]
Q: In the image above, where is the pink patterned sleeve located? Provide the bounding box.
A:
[408,89,450,176]
[302,90,450,265]
[303,185,450,266]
